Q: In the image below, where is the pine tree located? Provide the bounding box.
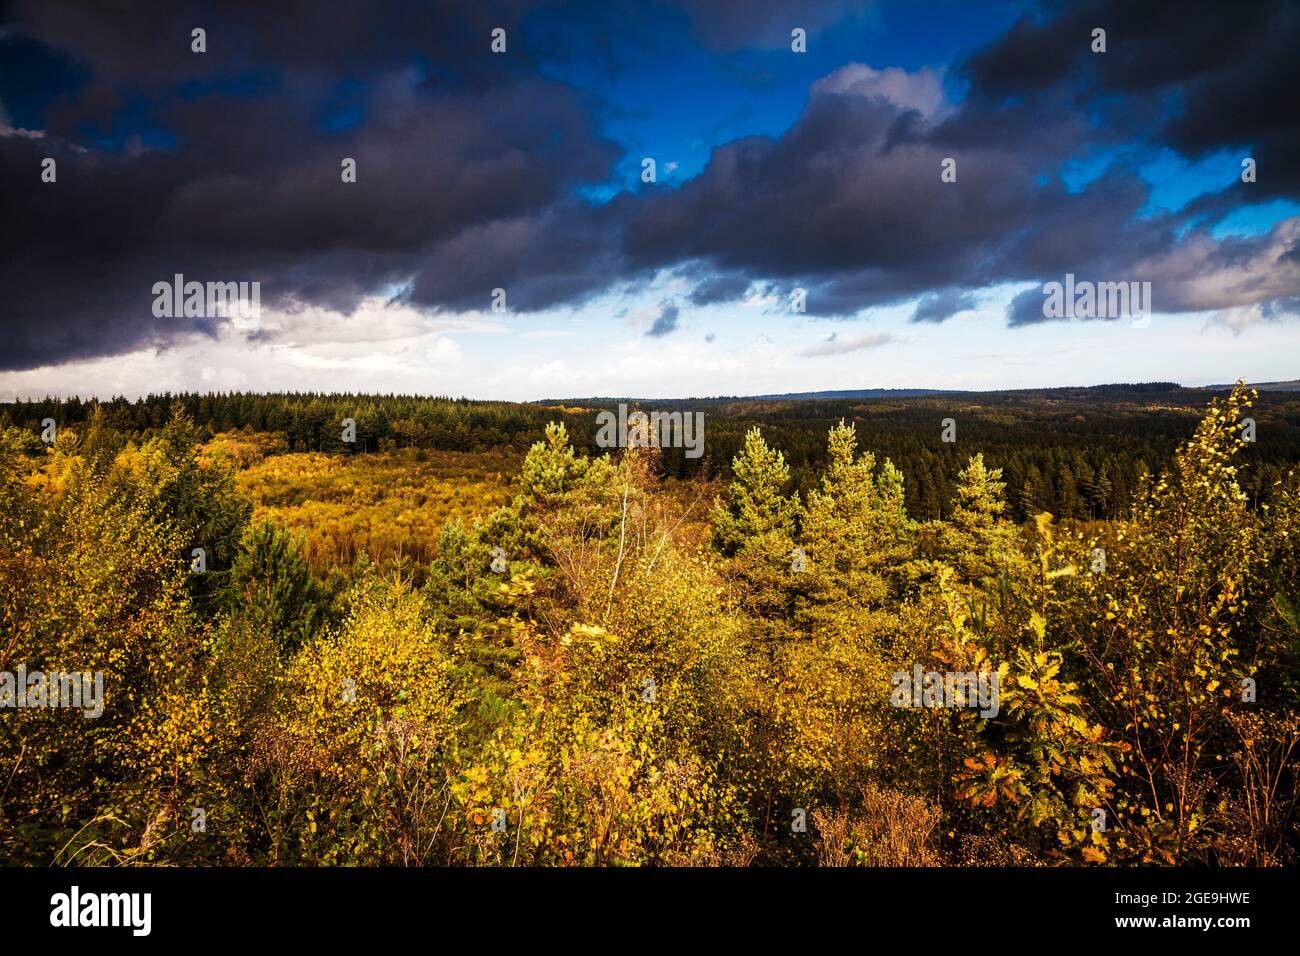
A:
[228,520,327,656]
[799,421,912,627]
[939,453,1024,589]
[711,427,800,555]
[711,427,802,641]
[1019,463,1045,518]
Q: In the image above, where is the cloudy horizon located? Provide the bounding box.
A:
[3,0,1298,401]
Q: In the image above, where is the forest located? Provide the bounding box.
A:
[10,382,1300,523]
[0,382,1297,866]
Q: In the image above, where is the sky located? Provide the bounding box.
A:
[1,0,1298,401]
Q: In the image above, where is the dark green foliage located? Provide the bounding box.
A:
[227,521,332,656]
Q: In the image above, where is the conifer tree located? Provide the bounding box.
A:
[711,427,802,640]
[228,520,327,656]
[712,427,800,554]
[941,453,1022,586]
[799,421,912,628]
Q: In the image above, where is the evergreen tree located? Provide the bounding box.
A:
[799,421,912,629]
[712,427,800,554]
[711,427,802,641]
[942,454,1020,581]
[228,521,329,656]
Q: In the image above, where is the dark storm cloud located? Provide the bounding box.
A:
[1003,217,1300,327]
[962,0,1300,199]
[613,64,1137,316]
[912,289,976,323]
[0,1,620,369]
[1005,287,1049,328]
[646,302,680,337]
[606,0,1300,321]
[685,271,751,305]
[404,199,630,313]
[0,75,618,367]
[10,0,543,89]
[2,0,1299,372]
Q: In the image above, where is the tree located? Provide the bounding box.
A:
[798,421,912,629]
[712,427,800,555]
[711,428,802,642]
[933,454,1027,615]
[228,521,330,656]
[1060,384,1288,863]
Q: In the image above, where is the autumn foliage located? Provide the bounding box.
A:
[1,385,1297,865]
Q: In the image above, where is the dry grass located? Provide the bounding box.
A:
[813,784,943,866]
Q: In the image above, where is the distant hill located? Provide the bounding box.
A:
[746,388,950,400]
[1200,380,1300,392]
[539,381,1300,403]
[743,383,1207,401]
[541,382,1190,404]
[540,388,952,403]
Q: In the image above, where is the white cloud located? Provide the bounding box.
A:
[800,331,895,357]
[812,63,948,118]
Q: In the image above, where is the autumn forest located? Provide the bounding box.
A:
[1,382,1297,867]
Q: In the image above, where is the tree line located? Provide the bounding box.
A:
[6,383,1298,522]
